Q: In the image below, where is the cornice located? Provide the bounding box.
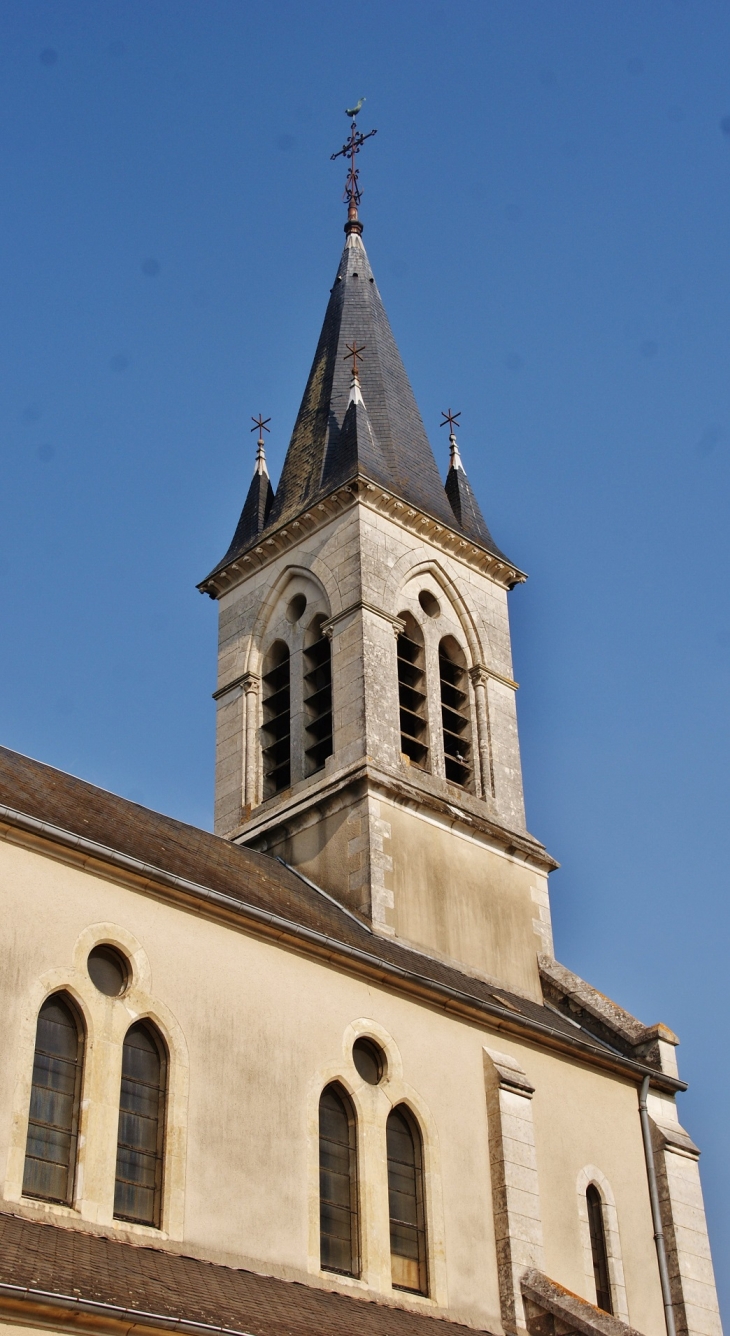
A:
[198,476,526,600]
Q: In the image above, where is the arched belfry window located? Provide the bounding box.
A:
[304,616,333,775]
[438,637,472,788]
[23,993,84,1204]
[262,640,291,797]
[397,613,429,770]
[586,1184,613,1313]
[386,1105,428,1294]
[114,1021,167,1228]
[319,1084,359,1277]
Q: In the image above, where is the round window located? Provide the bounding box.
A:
[352,1036,386,1085]
[286,593,307,623]
[87,944,129,997]
[418,589,440,618]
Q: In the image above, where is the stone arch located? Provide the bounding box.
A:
[387,553,487,667]
[576,1164,629,1320]
[246,565,334,676]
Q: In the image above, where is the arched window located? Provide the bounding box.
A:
[262,641,291,797]
[386,1105,427,1294]
[23,993,84,1204]
[397,613,429,770]
[304,616,333,775]
[319,1084,359,1276]
[438,637,472,788]
[114,1022,167,1228]
[586,1184,613,1313]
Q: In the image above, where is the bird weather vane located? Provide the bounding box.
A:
[440,408,461,436]
[251,414,271,444]
[331,99,377,222]
[344,342,366,379]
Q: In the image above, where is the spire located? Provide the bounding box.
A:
[216,417,274,566]
[442,411,505,554]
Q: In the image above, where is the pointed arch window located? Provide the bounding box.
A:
[262,641,291,797]
[114,1022,167,1228]
[586,1183,613,1313]
[23,993,84,1205]
[386,1105,428,1294]
[319,1084,359,1277]
[304,616,333,775]
[438,637,472,788]
[397,613,429,770]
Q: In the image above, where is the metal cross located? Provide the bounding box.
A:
[331,114,377,215]
[440,408,461,435]
[250,414,271,442]
[344,342,366,379]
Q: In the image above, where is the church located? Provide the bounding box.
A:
[0,116,721,1336]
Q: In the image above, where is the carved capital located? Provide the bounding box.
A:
[469,664,489,689]
[242,672,260,696]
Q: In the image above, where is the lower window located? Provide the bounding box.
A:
[387,1105,428,1294]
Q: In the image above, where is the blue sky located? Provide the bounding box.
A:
[1,0,728,1310]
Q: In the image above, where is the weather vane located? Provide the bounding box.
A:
[440,408,461,436]
[344,342,366,379]
[331,99,377,233]
[440,409,463,468]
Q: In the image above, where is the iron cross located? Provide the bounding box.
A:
[344,342,366,378]
[331,114,377,212]
[250,414,271,442]
[440,409,461,435]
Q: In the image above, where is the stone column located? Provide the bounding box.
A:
[483,1047,545,1334]
[469,665,494,799]
[242,673,260,812]
[649,1105,722,1336]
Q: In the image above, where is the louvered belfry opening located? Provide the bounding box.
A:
[114,1022,166,1228]
[397,613,429,770]
[262,641,291,797]
[304,616,333,776]
[319,1083,359,1277]
[23,993,84,1205]
[586,1184,613,1313]
[439,637,472,789]
[386,1105,428,1295]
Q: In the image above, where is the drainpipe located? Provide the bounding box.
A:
[639,1074,676,1336]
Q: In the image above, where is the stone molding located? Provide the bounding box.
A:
[575,1166,629,1322]
[650,1116,722,1336]
[199,478,527,600]
[483,1047,544,1332]
[520,1269,644,1336]
[538,956,679,1071]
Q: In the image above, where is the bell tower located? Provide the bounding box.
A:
[199,120,557,1003]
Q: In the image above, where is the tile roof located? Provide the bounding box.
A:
[0,746,673,1085]
[0,1211,494,1336]
[205,232,511,581]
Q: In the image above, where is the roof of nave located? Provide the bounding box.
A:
[0,1211,494,1336]
[0,746,680,1090]
[204,230,511,583]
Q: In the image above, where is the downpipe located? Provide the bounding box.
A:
[639,1075,676,1336]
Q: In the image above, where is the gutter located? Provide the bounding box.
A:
[0,1281,256,1336]
[639,1075,677,1336]
[0,803,684,1093]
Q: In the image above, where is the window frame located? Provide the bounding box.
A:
[22,991,85,1207]
[113,1020,168,1230]
[386,1103,429,1296]
[318,1082,360,1278]
[586,1183,613,1313]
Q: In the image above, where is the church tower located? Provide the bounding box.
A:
[199,126,556,1004]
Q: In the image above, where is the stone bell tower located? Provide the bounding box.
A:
[199,144,557,1004]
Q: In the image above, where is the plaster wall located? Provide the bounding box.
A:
[0,838,667,1336]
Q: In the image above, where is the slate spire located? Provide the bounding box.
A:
[217,423,274,567]
[444,425,504,555]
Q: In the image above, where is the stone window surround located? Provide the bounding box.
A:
[575,1165,629,1321]
[5,921,189,1242]
[306,1018,447,1309]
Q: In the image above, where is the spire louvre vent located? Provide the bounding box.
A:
[304,619,333,775]
[439,639,472,789]
[397,615,429,770]
[262,643,291,797]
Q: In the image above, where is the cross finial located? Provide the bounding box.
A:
[440,409,464,470]
[250,414,271,476]
[331,103,377,237]
[344,342,366,379]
